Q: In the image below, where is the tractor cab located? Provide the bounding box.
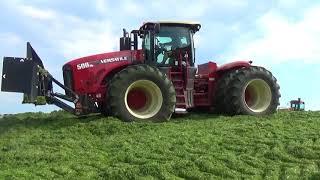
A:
[139,22,200,68]
[139,22,201,109]
[290,98,305,111]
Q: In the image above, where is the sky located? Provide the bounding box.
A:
[0,0,319,114]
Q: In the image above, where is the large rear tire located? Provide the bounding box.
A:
[108,65,176,122]
[223,66,280,115]
[214,70,238,113]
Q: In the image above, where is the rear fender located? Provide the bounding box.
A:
[216,61,252,73]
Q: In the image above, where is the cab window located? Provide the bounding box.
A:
[155,26,191,65]
[143,33,150,50]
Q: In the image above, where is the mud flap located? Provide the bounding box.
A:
[1,42,50,104]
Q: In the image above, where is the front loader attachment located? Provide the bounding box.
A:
[1,42,94,115]
[1,42,47,104]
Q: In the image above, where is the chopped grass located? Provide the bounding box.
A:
[0,111,320,179]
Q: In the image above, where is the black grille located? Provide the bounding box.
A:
[62,64,74,97]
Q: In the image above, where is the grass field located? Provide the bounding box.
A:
[0,111,320,179]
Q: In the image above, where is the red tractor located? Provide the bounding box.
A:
[1,21,280,122]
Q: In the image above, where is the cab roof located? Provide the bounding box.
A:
[140,21,201,32]
[146,21,200,25]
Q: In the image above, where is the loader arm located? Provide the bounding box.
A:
[1,42,96,115]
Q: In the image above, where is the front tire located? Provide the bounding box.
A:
[108,65,176,122]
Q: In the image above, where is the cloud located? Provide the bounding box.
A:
[149,1,200,19]
[148,0,248,19]
[278,0,298,7]
[95,0,108,14]
[223,5,320,66]
[52,19,118,59]
[0,32,23,46]
[6,2,119,61]
[122,0,145,17]
[0,0,118,64]
[18,4,56,20]
[0,32,24,88]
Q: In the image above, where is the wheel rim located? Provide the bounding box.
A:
[125,80,163,119]
[243,79,272,113]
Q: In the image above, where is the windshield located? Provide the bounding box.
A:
[291,102,305,110]
[156,26,191,50]
[142,26,193,66]
[156,26,191,65]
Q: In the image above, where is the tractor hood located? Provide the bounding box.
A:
[63,49,143,94]
[65,50,134,70]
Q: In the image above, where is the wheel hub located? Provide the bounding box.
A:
[127,89,147,110]
[125,80,163,119]
[243,79,272,113]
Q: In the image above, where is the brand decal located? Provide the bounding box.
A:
[76,56,128,70]
[77,62,93,70]
[100,56,128,64]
